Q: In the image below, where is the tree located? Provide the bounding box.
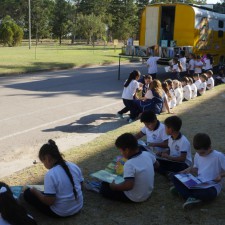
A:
[52,0,71,44]
[75,14,106,45]
[0,15,23,46]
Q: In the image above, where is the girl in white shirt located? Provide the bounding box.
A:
[188,53,195,76]
[173,80,183,105]
[117,70,140,121]
[203,54,213,72]
[206,70,214,90]
[165,79,176,108]
[24,140,84,217]
[181,77,192,101]
[188,77,197,99]
[0,182,37,225]
[198,74,207,96]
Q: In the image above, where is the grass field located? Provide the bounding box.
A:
[0,44,128,75]
[3,84,225,225]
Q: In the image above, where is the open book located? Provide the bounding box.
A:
[10,186,23,199]
[175,173,217,189]
[90,156,126,184]
[27,185,44,192]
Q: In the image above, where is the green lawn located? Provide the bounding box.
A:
[3,84,225,225]
[0,44,126,75]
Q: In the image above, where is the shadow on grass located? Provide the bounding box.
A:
[4,85,225,225]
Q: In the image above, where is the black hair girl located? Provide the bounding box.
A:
[124,70,140,87]
[0,182,37,225]
[39,140,77,199]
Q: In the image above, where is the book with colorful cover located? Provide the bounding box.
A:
[90,156,126,184]
[175,173,217,189]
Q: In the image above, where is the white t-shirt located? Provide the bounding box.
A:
[188,59,195,70]
[124,151,155,202]
[172,64,180,72]
[169,89,176,108]
[174,88,183,105]
[190,83,197,98]
[203,58,212,70]
[145,89,154,99]
[168,134,192,166]
[183,84,192,100]
[44,162,84,217]
[194,79,202,90]
[122,80,139,100]
[179,57,187,71]
[207,77,214,90]
[194,61,203,74]
[199,81,207,94]
[146,56,160,74]
[194,150,225,195]
[141,121,169,152]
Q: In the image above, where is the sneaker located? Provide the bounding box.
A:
[182,197,202,209]
[116,113,124,119]
[84,181,101,193]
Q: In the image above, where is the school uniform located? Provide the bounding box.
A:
[172,150,225,201]
[157,133,192,174]
[198,81,207,95]
[179,57,187,78]
[174,88,183,105]
[194,61,203,74]
[188,59,195,75]
[141,120,169,152]
[203,58,212,71]
[100,151,155,202]
[190,83,197,99]
[169,88,177,108]
[194,79,202,90]
[118,80,140,119]
[183,84,192,101]
[206,77,214,90]
[146,56,160,79]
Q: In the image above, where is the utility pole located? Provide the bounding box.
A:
[28,0,31,49]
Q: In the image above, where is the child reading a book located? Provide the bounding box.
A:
[135,110,169,152]
[24,139,84,217]
[0,182,37,225]
[156,116,192,175]
[170,133,225,209]
[100,133,155,202]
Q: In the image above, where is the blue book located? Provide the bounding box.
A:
[10,186,23,199]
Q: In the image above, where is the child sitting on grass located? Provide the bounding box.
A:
[181,77,192,101]
[197,74,207,96]
[135,110,169,153]
[170,133,225,209]
[206,70,214,90]
[100,133,155,202]
[24,140,84,217]
[156,116,192,175]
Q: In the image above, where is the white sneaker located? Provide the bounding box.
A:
[117,113,124,119]
[182,197,202,209]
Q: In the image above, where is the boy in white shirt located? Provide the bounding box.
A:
[179,51,187,78]
[194,55,203,74]
[206,70,214,90]
[156,116,192,175]
[135,110,169,153]
[100,133,155,202]
[170,133,225,209]
[181,77,192,101]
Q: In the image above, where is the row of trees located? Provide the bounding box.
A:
[0,0,223,46]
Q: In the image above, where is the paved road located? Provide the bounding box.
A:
[0,62,166,178]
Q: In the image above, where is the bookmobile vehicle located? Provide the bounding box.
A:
[138,3,225,65]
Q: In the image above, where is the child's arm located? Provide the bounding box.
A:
[134,131,145,140]
[180,166,198,175]
[148,139,168,148]
[214,172,225,182]
[110,179,134,191]
[161,152,186,162]
[30,188,56,206]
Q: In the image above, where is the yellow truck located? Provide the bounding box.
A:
[139,3,225,64]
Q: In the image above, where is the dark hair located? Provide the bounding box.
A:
[200,73,208,81]
[180,50,185,57]
[164,116,182,132]
[181,76,189,84]
[165,79,173,86]
[0,182,36,225]
[39,140,77,199]
[193,133,211,150]
[124,70,140,87]
[193,73,199,78]
[115,133,138,151]
[144,74,152,80]
[188,77,193,84]
[206,54,213,65]
[140,110,157,123]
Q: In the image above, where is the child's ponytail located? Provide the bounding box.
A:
[124,70,140,87]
